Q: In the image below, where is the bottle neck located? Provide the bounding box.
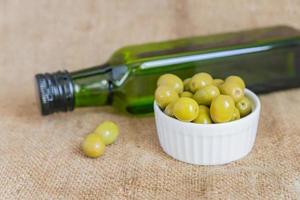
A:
[71,63,113,108]
[35,64,112,115]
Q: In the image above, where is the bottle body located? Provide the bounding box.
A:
[36,26,300,115]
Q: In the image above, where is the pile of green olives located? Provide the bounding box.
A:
[155,73,252,124]
[82,121,119,158]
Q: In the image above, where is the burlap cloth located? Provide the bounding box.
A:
[1,0,300,199]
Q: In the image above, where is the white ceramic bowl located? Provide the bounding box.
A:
[154,89,261,165]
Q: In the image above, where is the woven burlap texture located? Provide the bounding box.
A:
[1,0,300,199]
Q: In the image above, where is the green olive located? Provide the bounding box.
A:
[189,72,213,92]
[82,133,105,158]
[164,101,175,117]
[231,107,241,121]
[94,121,119,145]
[157,74,183,93]
[236,96,252,117]
[180,91,193,98]
[220,82,244,102]
[183,78,191,91]
[225,75,245,89]
[173,97,199,122]
[193,85,220,106]
[193,105,212,124]
[212,79,224,88]
[210,95,235,123]
[155,86,179,109]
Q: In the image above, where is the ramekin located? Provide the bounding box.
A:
[154,89,261,165]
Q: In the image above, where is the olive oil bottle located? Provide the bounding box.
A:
[35,26,300,115]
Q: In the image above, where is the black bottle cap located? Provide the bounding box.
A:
[35,71,75,115]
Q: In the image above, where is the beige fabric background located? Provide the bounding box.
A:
[1,0,300,199]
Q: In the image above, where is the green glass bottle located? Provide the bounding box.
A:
[35,26,300,115]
